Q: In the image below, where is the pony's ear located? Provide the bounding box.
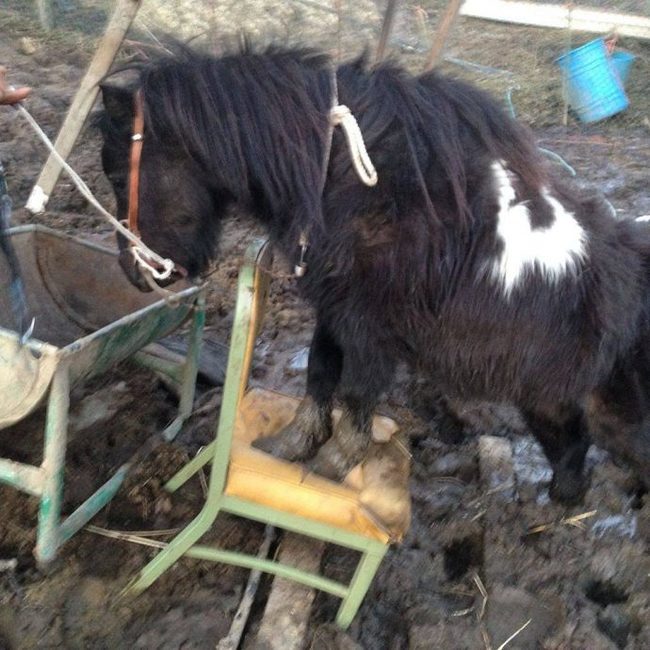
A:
[99,83,133,122]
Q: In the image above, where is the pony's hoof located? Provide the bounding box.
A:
[308,444,352,481]
[252,425,318,462]
[253,396,331,461]
[308,435,366,481]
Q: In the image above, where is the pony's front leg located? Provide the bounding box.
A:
[309,347,396,481]
[253,321,342,460]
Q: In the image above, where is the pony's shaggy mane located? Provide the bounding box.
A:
[101,43,547,236]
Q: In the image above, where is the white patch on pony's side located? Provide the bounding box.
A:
[636,215,650,223]
[490,161,587,295]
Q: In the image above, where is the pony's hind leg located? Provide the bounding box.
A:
[585,357,650,490]
[253,320,342,461]
[522,405,591,504]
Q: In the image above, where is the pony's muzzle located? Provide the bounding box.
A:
[117,245,153,292]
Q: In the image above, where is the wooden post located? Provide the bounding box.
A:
[423,0,464,71]
[460,1,650,39]
[26,0,142,214]
[375,0,399,63]
[36,0,55,32]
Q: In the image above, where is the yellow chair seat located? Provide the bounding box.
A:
[226,388,410,543]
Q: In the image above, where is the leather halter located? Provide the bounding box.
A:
[126,90,187,279]
[127,89,145,237]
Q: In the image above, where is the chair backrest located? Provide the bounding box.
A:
[209,239,273,493]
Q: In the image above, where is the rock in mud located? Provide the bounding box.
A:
[635,493,650,544]
[309,623,362,649]
[428,451,477,483]
[585,546,650,607]
[63,578,122,646]
[478,435,516,501]
[597,604,632,648]
[18,37,37,55]
[411,481,465,522]
[408,621,481,650]
[69,381,131,433]
[569,611,620,649]
[288,346,309,371]
[485,585,565,649]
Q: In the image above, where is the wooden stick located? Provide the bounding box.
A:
[36,0,55,31]
[26,0,143,214]
[423,0,464,71]
[216,525,275,650]
[461,1,650,40]
[375,0,400,63]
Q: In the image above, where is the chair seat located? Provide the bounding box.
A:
[226,388,411,543]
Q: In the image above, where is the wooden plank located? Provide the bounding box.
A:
[26,0,142,214]
[478,435,516,502]
[252,535,326,650]
[460,1,650,40]
[424,0,464,71]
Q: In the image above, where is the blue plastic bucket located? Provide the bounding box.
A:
[611,51,636,87]
[556,38,629,123]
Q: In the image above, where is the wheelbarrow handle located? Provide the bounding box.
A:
[0,66,31,106]
[0,160,33,340]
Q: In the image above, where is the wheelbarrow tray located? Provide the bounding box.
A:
[0,225,200,429]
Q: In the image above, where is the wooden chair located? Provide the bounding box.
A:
[125,238,411,629]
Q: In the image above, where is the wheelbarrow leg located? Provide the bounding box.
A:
[35,364,70,566]
[179,294,205,421]
[162,293,205,441]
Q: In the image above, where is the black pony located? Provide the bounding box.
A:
[98,44,650,502]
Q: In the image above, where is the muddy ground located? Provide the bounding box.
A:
[1,1,649,648]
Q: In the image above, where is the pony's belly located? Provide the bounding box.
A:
[419,331,600,407]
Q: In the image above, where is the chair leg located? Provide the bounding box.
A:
[35,365,70,567]
[164,440,216,493]
[335,545,387,630]
[126,490,223,595]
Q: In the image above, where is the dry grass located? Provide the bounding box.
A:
[525,509,598,535]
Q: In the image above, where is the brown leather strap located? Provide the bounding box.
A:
[124,90,189,280]
[127,89,145,236]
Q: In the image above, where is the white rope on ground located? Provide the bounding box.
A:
[15,104,176,280]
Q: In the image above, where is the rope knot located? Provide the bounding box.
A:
[329,103,378,187]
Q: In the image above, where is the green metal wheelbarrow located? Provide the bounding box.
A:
[0,225,205,565]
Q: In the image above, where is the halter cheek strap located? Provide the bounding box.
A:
[125,90,187,280]
[127,89,145,237]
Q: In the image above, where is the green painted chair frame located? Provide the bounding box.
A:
[126,239,389,629]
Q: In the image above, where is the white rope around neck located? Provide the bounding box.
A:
[328,73,378,188]
[294,68,378,277]
[330,104,377,187]
[15,104,175,281]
